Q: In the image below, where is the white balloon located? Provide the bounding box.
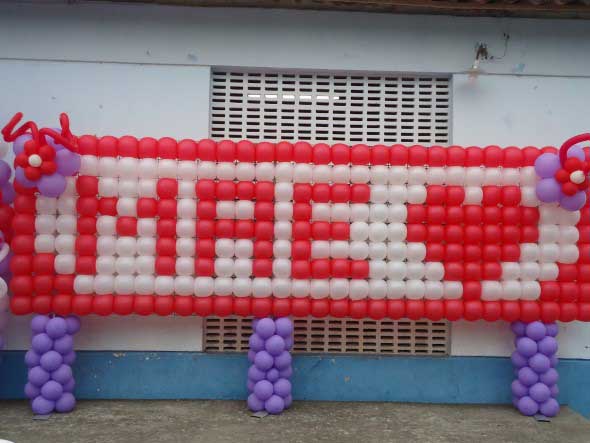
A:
[370,166,389,184]
[275,183,293,202]
[96,256,116,274]
[217,162,235,180]
[407,185,427,204]
[252,278,272,297]
[117,157,138,177]
[158,159,177,178]
[386,262,406,280]
[311,203,330,221]
[115,275,135,294]
[350,166,370,183]
[331,204,350,222]
[293,164,312,182]
[136,237,156,255]
[174,276,195,296]
[54,254,75,274]
[235,163,255,181]
[74,275,94,294]
[93,275,112,294]
[332,165,350,183]
[369,222,388,242]
[388,185,407,203]
[406,262,425,280]
[310,280,330,299]
[387,281,406,299]
[273,240,291,258]
[177,161,197,180]
[424,281,444,300]
[55,234,75,254]
[138,159,158,179]
[350,222,369,241]
[177,199,196,219]
[387,242,407,261]
[235,239,253,258]
[116,237,136,256]
[349,241,369,260]
[272,279,291,298]
[136,255,155,274]
[407,167,427,185]
[291,279,310,297]
[233,278,252,297]
[368,242,387,260]
[135,275,155,295]
[155,276,174,295]
[272,259,291,278]
[35,235,55,253]
[370,185,388,203]
[274,221,291,240]
[255,163,275,181]
[350,204,369,222]
[275,163,293,182]
[96,216,116,235]
[215,239,235,258]
[176,219,196,238]
[406,280,425,299]
[368,280,388,299]
[175,257,194,276]
[389,166,408,185]
[234,259,252,278]
[214,258,234,277]
[369,204,388,222]
[194,277,214,296]
[330,279,349,299]
[369,260,387,279]
[176,238,195,257]
[115,256,135,274]
[406,243,426,262]
[35,215,56,234]
[138,179,157,197]
[330,241,349,258]
[311,241,330,259]
[312,165,332,183]
[349,280,369,299]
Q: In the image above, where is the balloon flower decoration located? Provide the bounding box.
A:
[535,134,590,211]
[1,113,80,198]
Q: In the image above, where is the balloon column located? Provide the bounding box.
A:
[0,146,14,358]
[25,315,81,414]
[247,317,294,414]
[511,321,560,417]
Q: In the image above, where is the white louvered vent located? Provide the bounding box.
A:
[204,317,450,355]
[210,71,451,144]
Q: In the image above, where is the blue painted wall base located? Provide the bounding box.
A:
[1,352,589,417]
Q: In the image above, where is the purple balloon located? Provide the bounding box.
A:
[247,365,266,383]
[275,317,294,338]
[516,337,537,358]
[53,334,74,355]
[525,322,547,341]
[40,350,63,372]
[274,351,292,370]
[62,378,76,393]
[51,364,73,385]
[511,380,528,398]
[284,336,294,351]
[536,178,561,203]
[518,367,539,386]
[266,368,280,383]
[1,184,15,204]
[24,382,40,400]
[14,167,38,188]
[255,318,276,339]
[284,394,293,409]
[540,368,559,386]
[247,380,255,393]
[28,366,51,387]
[55,393,76,413]
[253,380,273,401]
[539,398,560,417]
[248,333,265,352]
[510,321,526,337]
[265,395,285,414]
[31,316,50,334]
[511,351,528,369]
[65,316,81,335]
[537,336,557,356]
[46,317,68,339]
[62,351,76,365]
[37,173,67,198]
[545,323,558,337]
[560,192,586,211]
[254,351,274,371]
[13,134,32,155]
[24,350,41,368]
[31,333,53,355]
[252,319,259,330]
[55,150,81,176]
[265,335,286,357]
[0,161,10,185]
[279,366,293,378]
[529,353,551,374]
[273,378,292,398]
[529,382,551,403]
[517,396,539,416]
[550,355,558,368]
[550,384,559,398]
[535,153,561,178]
[247,350,256,363]
[31,396,55,415]
[41,380,64,401]
[247,393,265,412]
[567,145,586,161]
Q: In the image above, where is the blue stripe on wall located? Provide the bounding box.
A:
[1,351,589,417]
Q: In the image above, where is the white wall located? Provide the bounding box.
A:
[1,3,589,357]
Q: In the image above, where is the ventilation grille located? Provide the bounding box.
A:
[210,71,451,144]
[204,317,450,355]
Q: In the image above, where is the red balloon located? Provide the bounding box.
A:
[78,216,97,235]
[351,144,370,165]
[272,298,291,317]
[32,295,52,314]
[577,303,590,321]
[483,145,503,167]
[482,301,501,322]
[445,300,463,321]
[10,255,33,275]
[177,139,197,161]
[371,145,390,165]
[116,217,137,236]
[216,140,236,162]
[157,178,178,199]
[312,143,331,164]
[10,276,33,297]
[158,199,177,219]
[252,298,273,318]
[138,137,158,158]
[256,142,275,162]
[387,300,405,319]
[426,186,446,205]
[217,180,236,200]
[312,184,331,203]
[463,281,482,300]
[311,299,330,318]
[233,297,252,317]
[522,147,540,166]
[292,142,312,163]
[11,235,34,254]
[77,135,98,155]
[54,275,74,294]
[275,141,293,162]
[331,143,350,165]
[311,259,331,279]
[34,275,54,295]
[425,300,444,321]
[559,303,578,322]
[98,136,118,157]
[52,295,72,316]
[540,282,560,301]
[502,147,524,168]
[520,301,541,323]
[158,137,177,159]
[540,302,560,323]
[427,146,447,166]
[330,299,350,318]
[114,295,135,316]
[94,295,114,316]
[349,300,368,319]
[447,146,466,166]
[368,300,387,320]
[135,295,155,316]
[236,140,255,162]
[390,145,408,165]
[14,195,36,213]
[195,179,216,200]
[11,296,32,315]
[407,145,427,166]
[291,298,310,317]
[464,301,483,321]
[213,296,233,317]
[76,175,99,197]
[501,301,520,322]
[72,295,93,316]
[406,300,425,320]
[482,186,502,207]
[117,135,138,157]
[502,186,521,206]
[194,297,213,317]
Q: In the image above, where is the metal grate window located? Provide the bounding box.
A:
[204,317,449,355]
[210,70,451,144]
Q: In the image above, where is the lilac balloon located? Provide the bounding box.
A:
[529,353,551,374]
[511,380,528,398]
[254,351,274,371]
[248,333,265,352]
[537,336,558,356]
[1,184,15,204]
[24,350,41,368]
[65,316,81,335]
[41,380,64,401]
[24,382,40,400]
[275,317,294,338]
[546,323,559,337]
[247,393,264,412]
[31,315,50,334]
[510,321,526,337]
[31,396,55,415]
[40,350,63,372]
[550,384,559,397]
[55,393,76,413]
[0,161,10,185]
[511,351,528,369]
[247,365,266,383]
[536,178,561,203]
[265,395,285,414]
[255,318,276,339]
[32,333,53,354]
[273,378,292,398]
[51,364,73,385]
[266,368,280,383]
[37,173,66,198]
[62,351,76,365]
[62,378,76,393]
[567,145,586,161]
[540,368,559,386]
[247,350,256,363]
[14,167,38,188]
[247,380,255,393]
[525,322,547,341]
[53,335,73,355]
[46,317,68,339]
[529,383,551,403]
[252,319,259,330]
[253,380,274,401]
[550,355,558,368]
[55,150,81,176]
[284,394,293,409]
[518,367,539,386]
[284,336,294,351]
[517,396,539,416]
[560,192,586,211]
[28,366,51,387]
[279,366,293,378]
[274,351,292,370]
[535,153,561,178]
[13,134,32,155]
[265,335,286,357]
[516,337,537,358]
[539,398,560,417]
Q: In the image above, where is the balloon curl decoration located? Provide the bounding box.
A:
[247,317,294,414]
[535,134,590,211]
[25,315,81,414]
[511,321,560,417]
[2,113,80,198]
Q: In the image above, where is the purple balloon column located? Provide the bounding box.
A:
[0,277,7,355]
[25,315,81,414]
[247,317,294,414]
[511,321,560,417]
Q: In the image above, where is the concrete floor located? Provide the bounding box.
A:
[0,401,588,443]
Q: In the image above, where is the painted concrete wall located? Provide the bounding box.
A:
[1,3,589,357]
